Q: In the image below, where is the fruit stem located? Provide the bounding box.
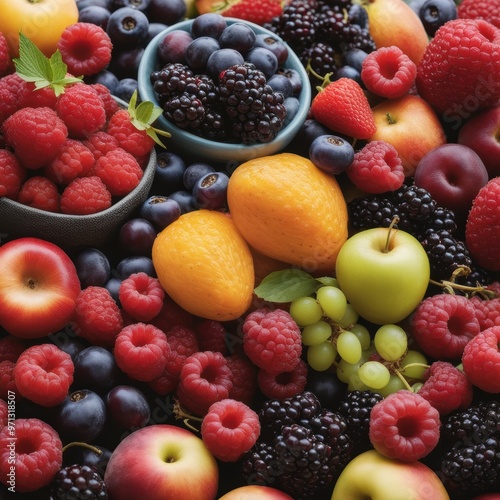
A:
[393,368,414,392]
[399,362,430,375]
[62,442,103,455]
[385,112,397,125]
[173,399,203,433]
[429,278,497,299]
[384,216,400,253]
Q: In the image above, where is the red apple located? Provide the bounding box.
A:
[457,105,500,178]
[104,424,219,500]
[0,237,81,338]
[218,485,295,499]
[369,94,447,177]
[413,143,489,221]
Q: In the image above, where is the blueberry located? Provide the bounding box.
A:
[408,0,426,16]
[218,22,256,53]
[116,255,156,279]
[144,22,169,46]
[109,47,145,80]
[114,77,138,102]
[206,48,245,79]
[106,7,150,49]
[332,65,362,86]
[192,171,229,210]
[153,151,186,193]
[73,248,111,288]
[267,73,293,99]
[305,369,347,409]
[253,33,288,65]
[168,190,198,214]
[73,346,123,394]
[309,135,355,176]
[54,390,107,443]
[245,47,278,79]
[105,385,151,430]
[112,0,151,12]
[419,0,457,37]
[139,195,182,231]
[276,67,302,96]
[119,218,157,256]
[105,277,122,305]
[282,96,300,128]
[288,118,331,157]
[183,162,215,190]
[342,48,369,72]
[191,13,227,39]
[157,30,193,65]
[77,0,112,10]
[348,4,370,29]
[49,335,89,360]
[78,5,111,29]
[146,0,186,26]
[85,69,119,93]
[185,36,220,72]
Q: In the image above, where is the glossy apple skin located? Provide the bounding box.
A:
[369,94,447,177]
[331,450,450,500]
[457,105,500,178]
[218,485,295,499]
[363,0,429,65]
[414,143,489,220]
[104,424,219,500]
[335,227,430,325]
[0,0,79,57]
[0,237,81,338]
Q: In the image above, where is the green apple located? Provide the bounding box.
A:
[331,449,450,500]
[335,226,430,325]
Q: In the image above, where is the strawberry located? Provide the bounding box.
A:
[310,78,376,140]
[196,0,283,26]
[465,177,500,272]
[416,19,500,118]
[458,0,500,29]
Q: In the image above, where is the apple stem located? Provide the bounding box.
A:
[62,442,103,455]
[385,112,397,125]
[384,216,400,253]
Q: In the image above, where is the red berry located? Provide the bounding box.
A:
[462,325,500,393]
[0,149,26,199]
[219,0,283,25]
[60,176,112,215]
[369,390,441,462]
[149,294,196,331]
[83,130,120,161]
[0,73,24,124]
[0,360,17,400]
[346,140,405,194]
[201,398,261,462]
[471,295,500,330]
[17,176,60,212]
[195,319,228,355]
[13,344,74,407]
[119,272,165,322]
[242,307,302,375]
[0,335,26,363]
[410,294,481,360]
[0,418,63,492]
[0,31,11,77]
[91,83,120,120]
[458,0,500,29]
[257,358,308,400]
[226,351,258,406]
[18,81,58,110]
[0,400,7,429]
[58,22,113,76]
[114,323,170,382]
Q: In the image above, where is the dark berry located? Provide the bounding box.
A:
[144,22,169,46]
[266,73,293,99]
[105,385,151,431]
[245,47,279,79]
[50,464,107,500]
[116,255,156,279]
[146,0,186,26]
[219,22,256,53]
[419,0,457,37]
[153,150,187,192]
[309,134,355,176]
[183,162,215,190]
[157,30,193,65]
[86,70,119,93]
[73,248,111,289]
[108,47,144,80]
[62,444,112,479]
[191,13,227,39]
[113,77,138,102]
[139,195,181,231]
[78,6,111,29]
[253,33,289,66]
[192,171,229,210]
[168,190,198,214]
[106,7,149,49]
[119,218,157,256]
[185,36,220,72]
[112,0,151,11]
[206,48,245,80]
[305,369,347,410]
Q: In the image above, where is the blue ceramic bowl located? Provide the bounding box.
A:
[137,18,311,165]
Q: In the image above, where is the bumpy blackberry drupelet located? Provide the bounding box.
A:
[50,464,108,499]
[150,62,195,105]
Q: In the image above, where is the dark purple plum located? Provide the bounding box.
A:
[206,48,245,79]
[192,171,229,210]
[105,385,151,430]
[191,12,227,39]
[183,162,215,190]
[157,30,193,65]
[153,151,186,193]
[245,47,278,79]
[218,22,256,53]
[146,0,186,25]
[78,5,111,29]
[73,247,111,288]
[253,33,288,65]
[139,195,181,231]
[106,7,149,49]
[267,73,293,99]
[114,77,138,102]
[309,134,355,176]
[185,36,220,72]
[119,218,157,256]
[168,190,198,214]
[116,255,156,279]
[49,334,89,360]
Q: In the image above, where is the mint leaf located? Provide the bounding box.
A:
[254,269,321,302]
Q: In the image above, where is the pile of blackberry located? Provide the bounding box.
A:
[242,391,353,499]
[150,62,286,144]
[50,464,108,499]
[437,400,500,497]
[348,183,496,289]
[264,0,376,91]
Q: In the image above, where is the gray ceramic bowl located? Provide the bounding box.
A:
[137,18,311,164]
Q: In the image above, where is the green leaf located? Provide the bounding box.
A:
[254,269,321,303]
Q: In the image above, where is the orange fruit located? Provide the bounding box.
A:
[152,209,254,321]
[227,153,348,275]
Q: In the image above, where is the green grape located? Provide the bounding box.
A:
[301,321,332,346]
[289,296,323,326]
[375,374,408,397]
[307,342,337,371]
[348,323,371,350]
[358,361,391,390]
[374,324,408,362]
[400,350,429,380]
[347,372,370,392]
[318,277,339,287]
[336,345,375,383]
[337,303,359,328]
[411,382,424,393]
[336,330,362,364]
[316,285,347,322]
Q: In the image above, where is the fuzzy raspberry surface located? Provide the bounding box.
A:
[369,390,441,462]
[18,82,57,110]
[0,336,26,363]
[0,149,26,199]
[0,73,24,124]
[17,176,60,212]
[242,307,302,375]
[0,360,17,400]
[258,358,308,401]
[91,83,120,120]
[119,272,165,322]
[13,344,74,407]
[458,0,500,29]
[0,31,11,77]
[83,131,120,161]
[465,178,500,271]
[462,325,500,392]
[0,418,63,492]
[60,176,112,215]
[226,351,258,406]
[471,295,500,330]
[195,319,229,355]
[0,400,7,429]
[201,398,261,462]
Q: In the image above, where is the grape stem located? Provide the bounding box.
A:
[62,441,103,455]
[399,362,430,375]
[393,368,413,392]
[173,399,203,433]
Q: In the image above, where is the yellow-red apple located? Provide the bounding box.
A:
[369,94,447,177]
[218,485,295,499]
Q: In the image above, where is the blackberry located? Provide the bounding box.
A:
[241,441,279,486]
[301,42,338,85]
[315,4,346,41]
[50,464,107,499]
[419,206,458,239]
[195,107,229,142]
[338,390,383,452]
[348,195,397,230]
[151,63,194,104]
[184,74,218,108]
[396,185,437,221]
[162,92,205,129]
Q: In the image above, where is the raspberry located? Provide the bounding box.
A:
[0,73,23,125]
[106,109,155,159]
[471,295,500,330]
[176,351,234,417]
[0,335,26,363]
[0,399,7,428]
[0,418,63,492]
[17,176,60,212]
[0,149,26,199]
[72,286,123,347]
[13,344,74,407]
[226,351,258,406]
[201,398,261,462]
[458,0,500,29]
[465,178,500,271]
[58,22,113,76]
[409,294,481,360]
[416,19,500,117]
[361,46,417,99]
[60,176,112,215]
[149,294,196,331]
[462,325,500,393]
[44,138,95,185]
[0,360,17,400]
[83,131,120,161]
[242,308,302,375]
[2,106,68,169]
[369,390,441,462]
[56,83,106,139]
[346,140,405,194]
[114,323,170,382]
[119,272,165,322]
[0,32,11,77]
[91,83,120,120]
[148,324,199,395]
[417,361,473,415]
[195,319,228,355]
[258,358,308,400]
